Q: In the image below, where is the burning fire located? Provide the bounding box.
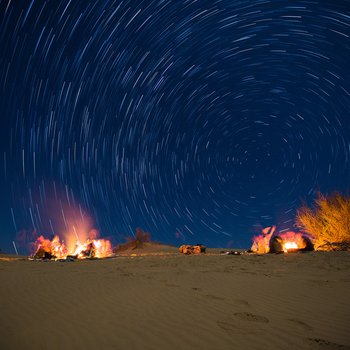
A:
[279,231,311,253]
[32,234,112,260]
[250,226,276,254]
[283,241,298,252]
[250,227,314,254]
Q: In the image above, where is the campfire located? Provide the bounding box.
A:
[283,241,298,252]
[279,231,313,253]
[32,234,112,260]
[250,226,314,254]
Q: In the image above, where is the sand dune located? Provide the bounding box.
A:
[0,250,349,350]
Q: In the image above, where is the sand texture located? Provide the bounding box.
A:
[1,250,349,350]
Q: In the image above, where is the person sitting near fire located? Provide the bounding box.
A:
[81,242,95,258]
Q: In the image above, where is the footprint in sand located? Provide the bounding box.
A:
[233,299,250,307]
[121,272,134,277]
[287,318,313,332]
[204,294,225,301]
[165,283,180,288]
[239,268,258,275]
[217,320,260,335]
[309,279,331,286]
[308,338,350,349]
[217,321,238,332]
[233,312,269,323]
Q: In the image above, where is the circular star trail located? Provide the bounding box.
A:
[0,0,349,250]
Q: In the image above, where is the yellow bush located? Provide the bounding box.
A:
[296,192,350,250]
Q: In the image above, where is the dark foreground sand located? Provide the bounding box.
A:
[1,248,349,350]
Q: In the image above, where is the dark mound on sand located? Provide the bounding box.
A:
[115,242,178,255]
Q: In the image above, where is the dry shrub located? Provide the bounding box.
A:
[296,192,350,250]
[135,227,150,244]
[114,228,150,252]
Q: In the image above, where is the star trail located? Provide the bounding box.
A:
[0,0,349,252]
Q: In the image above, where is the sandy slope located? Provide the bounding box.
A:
[0,251,349,350]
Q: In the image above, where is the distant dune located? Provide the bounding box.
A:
[115,241,179,255]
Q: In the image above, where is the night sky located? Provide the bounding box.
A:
[1,0,350,253]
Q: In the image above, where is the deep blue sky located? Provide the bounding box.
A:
[1,0,349,253]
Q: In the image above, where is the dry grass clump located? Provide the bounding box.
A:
[296,192,350,251]
[114,228,150,252]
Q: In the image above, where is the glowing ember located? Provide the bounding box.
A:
[283,241,298,252]
[32,235,112,260]
[279,231,310,253]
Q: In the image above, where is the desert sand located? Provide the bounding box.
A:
[0,247,349,350]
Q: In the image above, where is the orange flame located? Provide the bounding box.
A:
[279,231,309,253]
[251,227,313,254]
[283,242,298,251]
[33,235,68,259]
[250,226,276,254]
[32,234,112,260]
[70,238,112,259]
